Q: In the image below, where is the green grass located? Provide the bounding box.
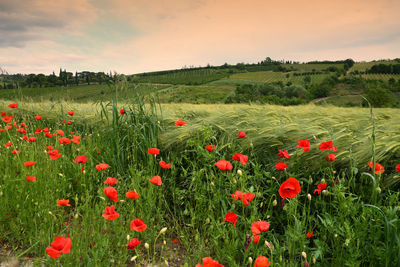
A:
[350,60,399,72]
[361,73,400,81]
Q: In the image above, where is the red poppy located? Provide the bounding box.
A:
[232,153,248,165]
[172,238,179,243]
[2,116,13,123]
[306,231,313,238]
[279,177,301,199]
[130,219,147,232]
[251,221,270,235]
[314,183,327,195]
[254,256,271,267]
[127,238,142,250]
[196,257,224,267]
[126,190,140,199]
[104,177,117,186]
[45,236,71,259]
[102,205,120,220]
[275,162,287,171]
[252,234,261,243]
[368,162,385,174]
[237,131,246,138]
[35,116,42,120]
[205,144,216,152]
[73,155,87,164]
[24,161,36,167]
[4,142,12,148]
[8,103,17,108]
[56,130,64,136]
[222,212,238,226]
[175,119,187,126]
[159,161,171,169]
[149,176,162,185]
[45,132,53,138]
[58,137,71,145]
[231,191,255,206]
[43,127,49,132]
[96,163,110,171]
[277,149,290,159]
[48,149,61,160]
[67,121,71,125]
[12,149,21,154]
[296,139,310,152]
[396,164,400,172]
[67,111,74,116]
[97,150,101,154]
[319,140,337,152]
[104,186,118,202]
[17,128,26,134]
[1,112,6,116]
[71,135,81,144]
[57,199,70,206]
[26,176,36,182]
[23,135,28,140]
[214,160,233,171]
[120,108,125,115]
[326,153,335,161]
[147,148,160,155]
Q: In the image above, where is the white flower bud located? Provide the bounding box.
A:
[307,194,312,201]
[237,170,242,176]
[272,199,277,206]
[160,227,168,234]
[144,243,149,249]
[302,251,307,258]
[130,256,137,261]
[248,257,253,264]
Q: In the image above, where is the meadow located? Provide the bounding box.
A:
[0,81,399,266]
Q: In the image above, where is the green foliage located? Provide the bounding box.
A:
[364,87,395,107]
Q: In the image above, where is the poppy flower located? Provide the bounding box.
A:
[252,234,261,243]
[96,163,110,171]
[127,238,142,250]
[67,121,71,125]
[120,108,125,115]
[17,128,26,134]
[97,150,101,154]
[237,131,246,138]
[71,135,81,144]
[43,127,49,132]
[104,186,118,202]
[232,153,248,165]
[45,132,53,138]
[59,137,71,145]
[8,103,17,108]
[149,176,162,185]
[254,256,271,267]
[195,257,224,267]
[104,177,117,186]
[1,112,6,116]
[396,164,400,172]
[175,119,187,126]
[279,177,301,199]
[130,219,147,232]
[102,205,120,220]
[12,149,21,154]
[205,144,216,152]
[24,161,36,167]
[159,161,171,169]
[251,221,270,235]
[222,212,238,226]
[296,140,310,152]
[306,231,313,238]
[277,149,290,159]
[56,130,64,136]
[73,155,87,164]
[4,142,12,148]
[147,148,160,155]
[326,153,335,161]
[314,183,327,195]
[2,116,13,123]
[35,116,42,120]
[48,149,61,160]
[26,176,36,182]
[368,162,385,174]
[67,111,74,116]
[231,191,255,206]
[45,236,71,259]
[275,162,287,171]
[319,141,337,152]
[172,238,179,243]
[214,160,233,171]
[57,199,71,206]
[126,190,140,199]
[23,135,28,140]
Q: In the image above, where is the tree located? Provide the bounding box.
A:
[365,87,395,107]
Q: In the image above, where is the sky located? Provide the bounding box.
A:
[0,0,399,74]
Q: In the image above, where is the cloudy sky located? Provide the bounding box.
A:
[1,0,399,74]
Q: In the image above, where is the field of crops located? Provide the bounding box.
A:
[361,73,400,81]
[289,63,344,72]
[349,60,398,72]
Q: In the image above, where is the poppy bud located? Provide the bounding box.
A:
[160,227,167,234]
[309,177,313,183]
[126,235,130,241]
[376,187,381,194]
[130,256,137,262]
[321,178,326,183]
[313,257,316,264]
[233,178,237,184]
[237,170,242,176]
[205,218,210,224]
[302,251,307,258]
[334,234,338,238]
[163,240,166,245]
[265,241,272,250]
[322,190,328,196]
[272,199,277,206]
[210,182,215,186]
[164,260,169,266]
[74,214,79,219]
[307,194,312,200]
[120,200,125,202]
[144,243,149,249]
[48,211,53,216]
[99,197,105,201]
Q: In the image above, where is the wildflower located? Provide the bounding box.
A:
[205,144,216,152]
[159,227,168,234]
[26,176,36,182]
[306,231,313,238]
[104,186,118,202]
[326,153,335,161]
[48,149,61,160]
[130,219,147,232]
[252,234,260,243]
[35,116,42,120]
[307,193,312,200]
[232,153,248,165]
[275,162,287,171]
[8,103,17,108]
[159,161,171,169]
[67,111,74,116]
[195,257,224,267]
[67,121,71,125]
[56,130,64,136]
[251,221,270,235]
[237,131,246,138]
[73,155,87,164]
[172,238,178,243]
[319,141,337,152]
[314,183,327,195]
[144,243,149,249]
[104,177,117,186]
[279,177,301,199]
[71,135,81,144]
[368,162,385,174]
[12,149,21,154]
[237,169,243,176]
[214,160,233,171]
[277,149,290,159]
[297,139,310,152]
[302,252,307,258]
[102,205,120,220]
[4,142,12,148]
[2,116,13,123]
[231,190,255,206]
[45,132,53,138]
[45,236,71,259]
[149,176,162,185]
[24,161,36,167]
[222,213,238,226]
[147,148,160,155]
[57,199,70,206]
[396,164,400,172]
[58,137,71,145]
[254,256,271,267]
[120,108,125,115]
[126,190,140,199]
[174,119,187,126]
[96,163,110,171]
[127,238,142,250]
